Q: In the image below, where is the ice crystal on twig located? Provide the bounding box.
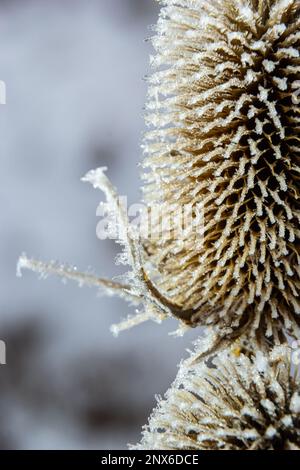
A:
[17,253,139,303]
[134,343,300,450]
[17,168,192,336]
[142,0,300,341]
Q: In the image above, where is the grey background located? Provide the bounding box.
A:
[0,0,198,449]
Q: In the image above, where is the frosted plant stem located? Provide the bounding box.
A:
[81,167,195,324]
[17,253,139,303]
[110,312,154,337]
[82,167,137,266]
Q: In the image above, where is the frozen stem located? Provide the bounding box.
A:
[17,253,139,303]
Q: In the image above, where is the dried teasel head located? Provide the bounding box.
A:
[133,343,300,450]
[142,0,300,341]
[17,1,300,349]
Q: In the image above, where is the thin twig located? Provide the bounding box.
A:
[17,253,140,303]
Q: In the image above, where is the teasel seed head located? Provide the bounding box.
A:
[133,343,300,450]
[143,0,300,340]
[17,1,300,346]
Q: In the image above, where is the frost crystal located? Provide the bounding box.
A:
[133,344,300,450]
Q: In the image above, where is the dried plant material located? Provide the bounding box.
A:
[18,1,300,349]
[17,253,140,303]
[134,344,300,450]
[142,0,300,341]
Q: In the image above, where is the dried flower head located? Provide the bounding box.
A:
[18,1,300,349]
[142,0,300,341]
[134,343,300,450]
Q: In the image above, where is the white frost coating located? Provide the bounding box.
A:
[241,52,253,66]
[263,60,276,72]
[81,166,108,191]
[17,254,139,302]
[245,69,256,84]
[281,415,293,427]
[265,426,277,439]
[16,252,30,277]
[273,76,288,90]
[255,351,268,373]
[290,393,300,414]
[273,24,287,35]
[261,399,276,416]
[255,118,264,135]
[258,86,269,102]
[239,5,254,22]
[251,40,266,51]
[279,47,299,58]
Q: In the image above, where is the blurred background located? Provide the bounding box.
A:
[0,0,198,449]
